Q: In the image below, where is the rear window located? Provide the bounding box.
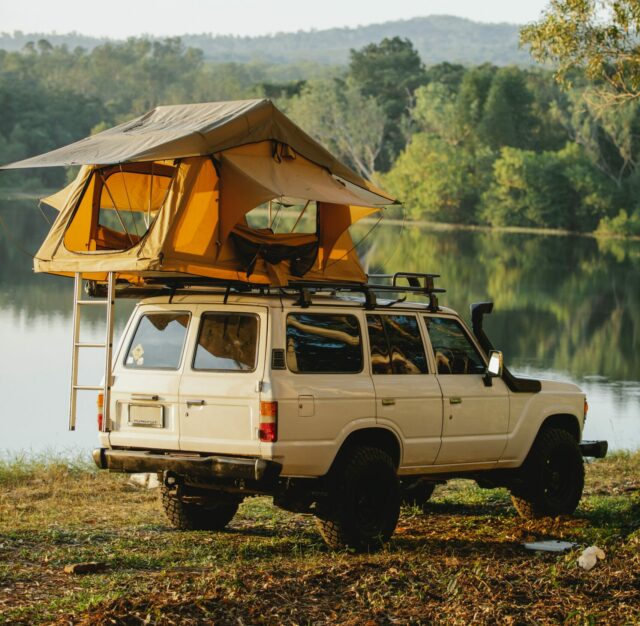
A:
[125,312,190,370]
[366,314,428,374]
[193,313,259,371]
[286,313,363,373]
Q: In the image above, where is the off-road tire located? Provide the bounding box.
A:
[401,479,435,508]
[315,446,400,552]
[161,485,239,531]
[510,427,584,519]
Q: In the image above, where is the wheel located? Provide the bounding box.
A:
[401,479,435,508]
[161,484,240,530]
[510,427,584,518]
[315,446,400,552]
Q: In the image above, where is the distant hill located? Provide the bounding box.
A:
[0,15,532,66]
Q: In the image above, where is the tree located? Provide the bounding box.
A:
[478,67,537,150]
[349,37,427,170]
[521,0,640,105]
[454,64,497,135]
[385,133,491,223]
[288,78,386,179]
[479,137,622,232]
[480,147,588,230]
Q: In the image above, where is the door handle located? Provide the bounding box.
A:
[131,394,159,401]
[381,398,396,406]
[186,399,205,407]
[449,396,462,405]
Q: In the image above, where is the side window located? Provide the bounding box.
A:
[193,313,258,371]
[366,315,391,374]
[125,312,189,370]
[366,314,428,374]
[286,313,363,373]
[425,316,486,375]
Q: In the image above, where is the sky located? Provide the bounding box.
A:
[0,0,551,38]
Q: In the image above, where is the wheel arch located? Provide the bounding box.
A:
[329,427,402,474]
[540,413,581,442]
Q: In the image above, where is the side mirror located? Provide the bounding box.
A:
[483,350,503,386]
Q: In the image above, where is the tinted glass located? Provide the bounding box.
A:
[125,313,189,369]
[381,315,428,374]
[286,313,362,373]
[193,313,258,371]
[425,316,486,375]
[367,315,391,374]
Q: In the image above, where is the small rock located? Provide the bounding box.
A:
[63,562,107,575]
[578,546,606,571]
[128,473,160,489]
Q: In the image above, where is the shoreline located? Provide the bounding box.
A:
[2,189,640,242]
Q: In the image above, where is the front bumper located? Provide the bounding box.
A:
[579,440,608,458]
[93,448,281,485]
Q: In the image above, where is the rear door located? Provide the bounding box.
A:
[109,306,191,450]
[366,313,443,467]
[178,305,267,455]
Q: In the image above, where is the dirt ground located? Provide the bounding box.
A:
[0,453,638,625]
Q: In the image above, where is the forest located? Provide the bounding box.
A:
[0,16,529,65]
[1,35,639,236]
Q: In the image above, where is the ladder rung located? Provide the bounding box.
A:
[77,300,109,306]
[73,385,104,391]
[75,342,106,348]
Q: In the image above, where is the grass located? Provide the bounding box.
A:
[0,453,638,625]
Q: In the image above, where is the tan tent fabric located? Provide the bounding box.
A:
[41,177,82,211]
[33,154,378,285]
[318,203,379,269]
[1,99,396,206]
[24,101,397,287]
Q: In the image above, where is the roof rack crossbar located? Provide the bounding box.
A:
[86,273,445,311]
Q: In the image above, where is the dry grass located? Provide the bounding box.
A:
[0,453,638,625]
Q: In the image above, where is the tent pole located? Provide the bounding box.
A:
[291,200,311,233]
[99,172,135,247]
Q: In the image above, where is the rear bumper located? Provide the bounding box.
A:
[92,448,282,484]
[579,440,608,458]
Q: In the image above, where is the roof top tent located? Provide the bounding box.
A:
[2,99,397,287]
[0,99,397,431]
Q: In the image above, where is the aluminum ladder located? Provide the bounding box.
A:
[69,272,115,431]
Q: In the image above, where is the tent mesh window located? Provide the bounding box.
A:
[64,162,176,253]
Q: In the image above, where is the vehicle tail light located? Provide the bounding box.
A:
[259,401,278,442]
[584,398,589,419]
[97,392,104,431]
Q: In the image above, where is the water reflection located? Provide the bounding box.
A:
[1,198,638,452]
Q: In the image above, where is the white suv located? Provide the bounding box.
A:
[92,276,607,551]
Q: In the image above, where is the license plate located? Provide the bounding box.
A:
[128,404,164,428]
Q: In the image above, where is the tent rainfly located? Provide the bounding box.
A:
[1,99,397,286]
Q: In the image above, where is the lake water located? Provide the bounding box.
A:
[1,197,638,455]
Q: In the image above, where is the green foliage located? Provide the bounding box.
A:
[481,147,580,229]
[596,208,640,236]
[386,60,637,233]
[287,77,386,178]
[521,0,640,104]
[477,67,536,150]
[480,142,619,231]
[384,134,490,223]
[349,37,427,170]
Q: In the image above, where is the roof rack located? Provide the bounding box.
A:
[86,271,445,311]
